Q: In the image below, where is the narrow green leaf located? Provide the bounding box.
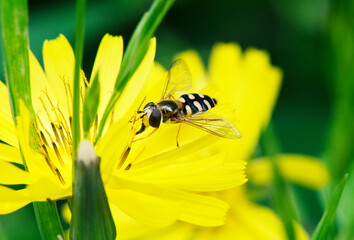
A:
[83,74,100,138]
[0,0,65,239]
[70,140,116,239]
[72,0,86,162]
[262,123,296,240]
[336,160,354,239]
[0,0,32,118]
[33,202,66,240]
[95,0,175,143]
[311,174,348,240]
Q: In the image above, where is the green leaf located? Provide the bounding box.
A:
[262,123,296,240]
[70,140,116,239]
[0,0,65,239]
[83,74,100,138]
[311,174,348,240]
[95,0,175,143]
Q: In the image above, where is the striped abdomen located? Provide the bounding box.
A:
[179,93,217,116]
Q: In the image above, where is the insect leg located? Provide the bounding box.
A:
[133,128,158,142]
[176,123,182,148]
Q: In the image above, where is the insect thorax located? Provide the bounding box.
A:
[157,100,180,122]
[179,93,217,116]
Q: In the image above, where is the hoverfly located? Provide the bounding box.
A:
[135,59,241,145]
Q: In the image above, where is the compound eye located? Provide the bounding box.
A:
[149,108,162,128]
[143,102,155,109]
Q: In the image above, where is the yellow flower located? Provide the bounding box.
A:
[0,34,246,227]
[104,43,328,239]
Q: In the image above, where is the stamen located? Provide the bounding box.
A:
[124,146,146,171]
[117,146,131,170]
[62,77,72,119]
[55,169,66,185]
[69,116,73,133]
[55,106,71,138]
[40,131,49,147]
[42,145,56,173]
[42,144,66,185]
[52,142,64,166]
[37,113,55,144]
[58,124,71,155]
[39,97,53,123]
[109,108,115,127]
[125,163,132,170]
[50,123,61,144]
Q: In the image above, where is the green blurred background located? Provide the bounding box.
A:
[0,0,353,239]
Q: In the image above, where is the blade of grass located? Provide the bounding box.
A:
[0,0,65,239]
[262,123,296,240]
[72,0,86,164]
[0,0,32,118]
[311,174,348,240]
[95,0,174,143]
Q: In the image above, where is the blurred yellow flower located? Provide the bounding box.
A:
[0,34,246,227]
[102,43,324,239]
[247,154,329,190]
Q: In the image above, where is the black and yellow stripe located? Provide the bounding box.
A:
[179,93,217,116]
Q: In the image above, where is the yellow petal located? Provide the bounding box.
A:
[0,143,22,164]
[110,203,158,239]
[95,119,132,182]
[125,151,246,192]
[29,49,59,127]
[90,34,123,120]
[134,222,196,240]
[0,161,33,184]
[108,188,182,228]
[247,154,329,189]
[0,81,18,147]
[209,43,282,160]
[42,34,75,118]
[224,187,309,240]
[108,177,230,227]
[0,186,31,214]
[175,50,208,91]
[16,102,61,182]
[113,38,157,122]
[25,177,70,201]
[0,201,29,214]
[61,202,71,224]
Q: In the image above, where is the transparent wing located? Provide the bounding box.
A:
[180,112,242,139]
[161,59,192,99]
